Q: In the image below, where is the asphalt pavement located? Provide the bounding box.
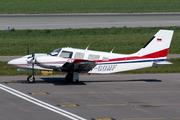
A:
[0,13,180,30]
[0,73,180,120]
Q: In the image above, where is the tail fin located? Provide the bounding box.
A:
[136,29,174,59]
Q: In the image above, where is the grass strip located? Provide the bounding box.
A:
[0,0,180,14]
[0,58,180,76]
[0,26,180,56]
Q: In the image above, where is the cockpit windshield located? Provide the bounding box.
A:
[48,48,62,56]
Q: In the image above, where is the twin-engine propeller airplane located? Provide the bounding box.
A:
[8,29,174,83]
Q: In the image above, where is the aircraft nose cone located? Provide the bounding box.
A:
[7,57,27,67]
[8,59,16,66]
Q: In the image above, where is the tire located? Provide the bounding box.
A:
[65,73,73,82]
[65,72,79,83]
[27,75,35,83]
[72,79,79,83]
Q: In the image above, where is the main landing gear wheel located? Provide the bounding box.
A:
[27,75,36,83]
[65,72,79,83]
[72,78,79,83]
[65,73,73,82]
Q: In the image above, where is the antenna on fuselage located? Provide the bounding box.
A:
[110,47,116,53]
[85,43,91,50]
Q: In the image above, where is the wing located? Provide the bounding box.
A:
[60,59,97,73]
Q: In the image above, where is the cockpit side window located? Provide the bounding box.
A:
[48,48,62,56]
[59,51,73,58]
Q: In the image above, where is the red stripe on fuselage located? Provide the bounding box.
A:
[37,61,66,64]
[143,48,169,58]
[96,48,169,63]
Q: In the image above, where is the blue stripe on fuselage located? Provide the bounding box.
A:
[97,59,165,65]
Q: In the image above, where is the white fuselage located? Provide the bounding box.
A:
[8,47,166,74]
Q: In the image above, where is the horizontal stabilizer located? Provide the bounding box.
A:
[153,61,172,67]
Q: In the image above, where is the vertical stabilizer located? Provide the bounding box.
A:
[136,29,174,58]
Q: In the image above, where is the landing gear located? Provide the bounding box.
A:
[27,75,36,83]
[27,52,36,83]
[65,72,79,83]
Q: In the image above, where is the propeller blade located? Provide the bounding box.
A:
[32,52,35,76]
[27,43,29,55]
[32,52,34,60]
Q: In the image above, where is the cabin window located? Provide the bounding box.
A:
[88,54,100,60]
[59,51,73,58]
[102,57,109,61]
[74,52,84,59]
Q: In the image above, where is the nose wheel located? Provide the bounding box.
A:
[27,75,36,83]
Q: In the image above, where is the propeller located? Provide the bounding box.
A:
[27,43,35,75]
[27,42,29,55]
[31,52,35,76]
[26,43,36,83]
[26,52,36,83]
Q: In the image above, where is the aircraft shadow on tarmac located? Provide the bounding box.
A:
[2,77,162,85]
[81,79,162,83]
[3,77,86,85]
[31,78,163,85]
[40,77,86,85]
[39,77,162,84]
